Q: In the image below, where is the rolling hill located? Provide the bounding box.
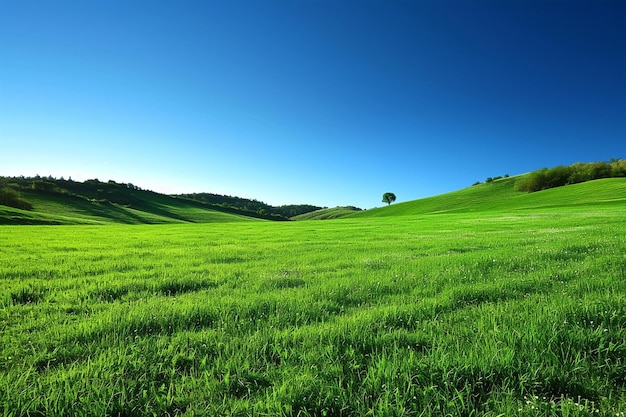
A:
[291,206,363,220]
[2,164,625,225]
[0,178,267,225]
[350,176,626,218]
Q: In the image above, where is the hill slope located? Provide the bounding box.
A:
[0,178,260,225]
[350,176,626,218]
[177,192,322,218]
[4,170,625,225]
[291,206,362,220]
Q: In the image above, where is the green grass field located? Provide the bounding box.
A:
[2,179,626,416]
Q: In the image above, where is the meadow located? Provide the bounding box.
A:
[1,181,626,416]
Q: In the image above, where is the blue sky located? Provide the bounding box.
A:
[1,0,624,208]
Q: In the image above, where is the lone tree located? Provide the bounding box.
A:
[382,192,396,206]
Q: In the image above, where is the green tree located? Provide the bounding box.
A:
[382,192,396,206]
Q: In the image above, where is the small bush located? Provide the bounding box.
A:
[0,187,33,210]
[610,159,626,177]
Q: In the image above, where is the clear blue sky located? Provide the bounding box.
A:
[1,0,624,208]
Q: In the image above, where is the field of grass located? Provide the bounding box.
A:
[1,180,626,416]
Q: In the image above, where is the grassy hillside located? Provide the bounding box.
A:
[352,176,626,218]
[0,178,264,225]
[4,165,624,224]
[291,206,362,220]
[0,190,256,225]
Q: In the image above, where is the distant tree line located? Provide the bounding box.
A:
[177,193,323,218]
[473,174,509,186]
[516,159,626,193]
[0,176,153,209]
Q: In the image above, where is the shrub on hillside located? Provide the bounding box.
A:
[482,175,506,185]
[0,187,33,210]
[516,160,625,192]
[31,180,68,194]
[516,169,547,192]
[610,159,626,177]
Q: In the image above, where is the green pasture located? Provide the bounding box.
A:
[1,180,626,416]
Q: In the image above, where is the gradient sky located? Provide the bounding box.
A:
[1,0,625,208]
